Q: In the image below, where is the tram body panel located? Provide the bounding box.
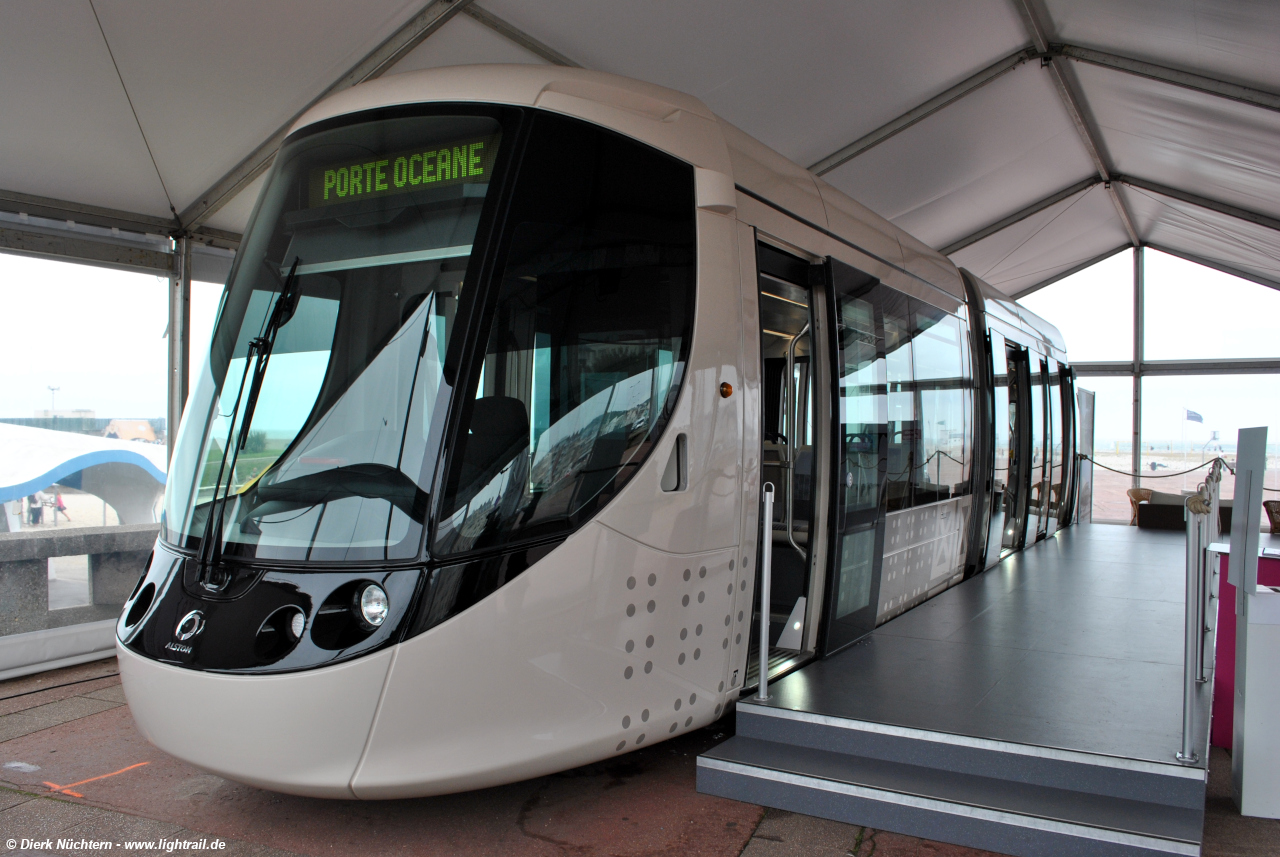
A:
[117,643,392,798]
[596,209,743,555]
[728,219,764,694]
[290,64,735,180]
[719,120,828,228]
[352,522,737,798]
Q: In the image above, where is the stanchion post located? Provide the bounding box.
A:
[1179,492,1211,763]
[757,483,775,702]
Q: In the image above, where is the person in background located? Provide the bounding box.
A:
[28,492,45,525]
[54,492,70,523]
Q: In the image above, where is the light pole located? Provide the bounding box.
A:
[48,386,59,416]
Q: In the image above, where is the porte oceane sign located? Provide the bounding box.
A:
[308,133,499,208]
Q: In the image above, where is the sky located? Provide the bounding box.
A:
[1020,248,1280,447]
[0,253,221,420]
[1,245,1278,446]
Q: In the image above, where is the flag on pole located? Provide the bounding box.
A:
[1184,409,1203,423]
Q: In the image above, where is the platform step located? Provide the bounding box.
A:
[699,736,1204,857]
[733,702,1207,810]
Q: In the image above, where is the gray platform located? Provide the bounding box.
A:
[699,523,1213,856]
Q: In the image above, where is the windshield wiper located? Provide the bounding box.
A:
[195,257,301,588]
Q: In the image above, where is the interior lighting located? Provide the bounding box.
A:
[358,584,389,629]
[792,621,802,631]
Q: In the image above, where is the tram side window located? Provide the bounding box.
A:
[912,305,972,504]
[882,294,973,511]
[434,113,696,556]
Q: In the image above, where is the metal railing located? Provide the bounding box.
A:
[757,483,775,702]
[1177,459,1222,764]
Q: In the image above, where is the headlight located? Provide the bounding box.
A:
[289,608,306,640]
[357,583,389,629]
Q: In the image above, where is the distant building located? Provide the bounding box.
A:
[103,419,157,442]
[34,408,95,419]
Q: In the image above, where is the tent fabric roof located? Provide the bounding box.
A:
[2,0,1277,296]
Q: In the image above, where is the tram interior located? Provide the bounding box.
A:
[748,244,818,685]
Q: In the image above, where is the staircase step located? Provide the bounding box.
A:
[699,736,1203,857]
[736,702,1207,810]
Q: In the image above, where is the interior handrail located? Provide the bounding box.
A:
[785,323,810,560]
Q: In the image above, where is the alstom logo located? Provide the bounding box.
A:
[174,610,205,642]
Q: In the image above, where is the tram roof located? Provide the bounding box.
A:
[2,1,1278,299]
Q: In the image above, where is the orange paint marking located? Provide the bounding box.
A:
[44,761,149,797]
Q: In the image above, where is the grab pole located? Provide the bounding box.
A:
[757,483,775,702]
[1178,491,1211,764]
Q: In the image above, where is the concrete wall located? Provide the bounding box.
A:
[0,523,159,679]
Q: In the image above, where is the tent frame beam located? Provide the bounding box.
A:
[1010,0,1140,246]
[1146,242,1280,294]
[463,5,580,67]
[1056,44,1280,114]
[1009,243,1128,299]
[942,177,1101,256]
[1115,175,1280,235]
[810,42,1280,180]
[809,47,1038,175]
[178,0,475,231]
[943,173,1280,266]
[1074,358,1280,377]
[0,188,238,248]
[0,225,174,276]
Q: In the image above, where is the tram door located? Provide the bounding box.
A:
[1025,357,1050,543]
[822,260,888,652]
[749,242,820,681]
[984,331,1011,567]
[1000,344,1032,554]
[1045,359,1065,536]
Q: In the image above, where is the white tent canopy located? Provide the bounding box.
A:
[2,0,1278,298]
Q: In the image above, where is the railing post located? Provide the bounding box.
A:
[1179,491,1211,763]
[757,483,775,702]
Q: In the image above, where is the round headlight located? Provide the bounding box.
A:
[358,584,389,629]
[289,609,306,641]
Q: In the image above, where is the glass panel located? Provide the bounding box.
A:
[1019,249,1133,362]
[1075,375,1134,522]
[1026,359,1047,541]
[0,253,169,642]
[1139,374,1280,531]
[826,265,888,652]
[1001,346,1028,552]
[434,113,695,557]
[1144,249,1280,360]
[985,331,1010,566]
[1046,359,1065,534]
[834,288,883,618]
[912,305,972,504]
[163,112,505,561]
[883,291,914,512]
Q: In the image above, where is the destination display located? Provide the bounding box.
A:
[308,133,499,208]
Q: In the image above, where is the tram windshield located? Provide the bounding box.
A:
[162,112,506,561]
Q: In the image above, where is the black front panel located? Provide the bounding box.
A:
[119,541,421,673]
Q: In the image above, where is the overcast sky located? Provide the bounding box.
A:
[0,253,220,421]
[1,245,1277,446]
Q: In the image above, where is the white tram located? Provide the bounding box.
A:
[116,65,1076,798]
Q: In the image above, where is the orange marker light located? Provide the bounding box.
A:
[720,382,733,398]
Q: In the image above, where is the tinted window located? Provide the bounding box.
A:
[433,113,696,557]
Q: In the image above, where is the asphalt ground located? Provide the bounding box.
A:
[1,659,1275,857]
